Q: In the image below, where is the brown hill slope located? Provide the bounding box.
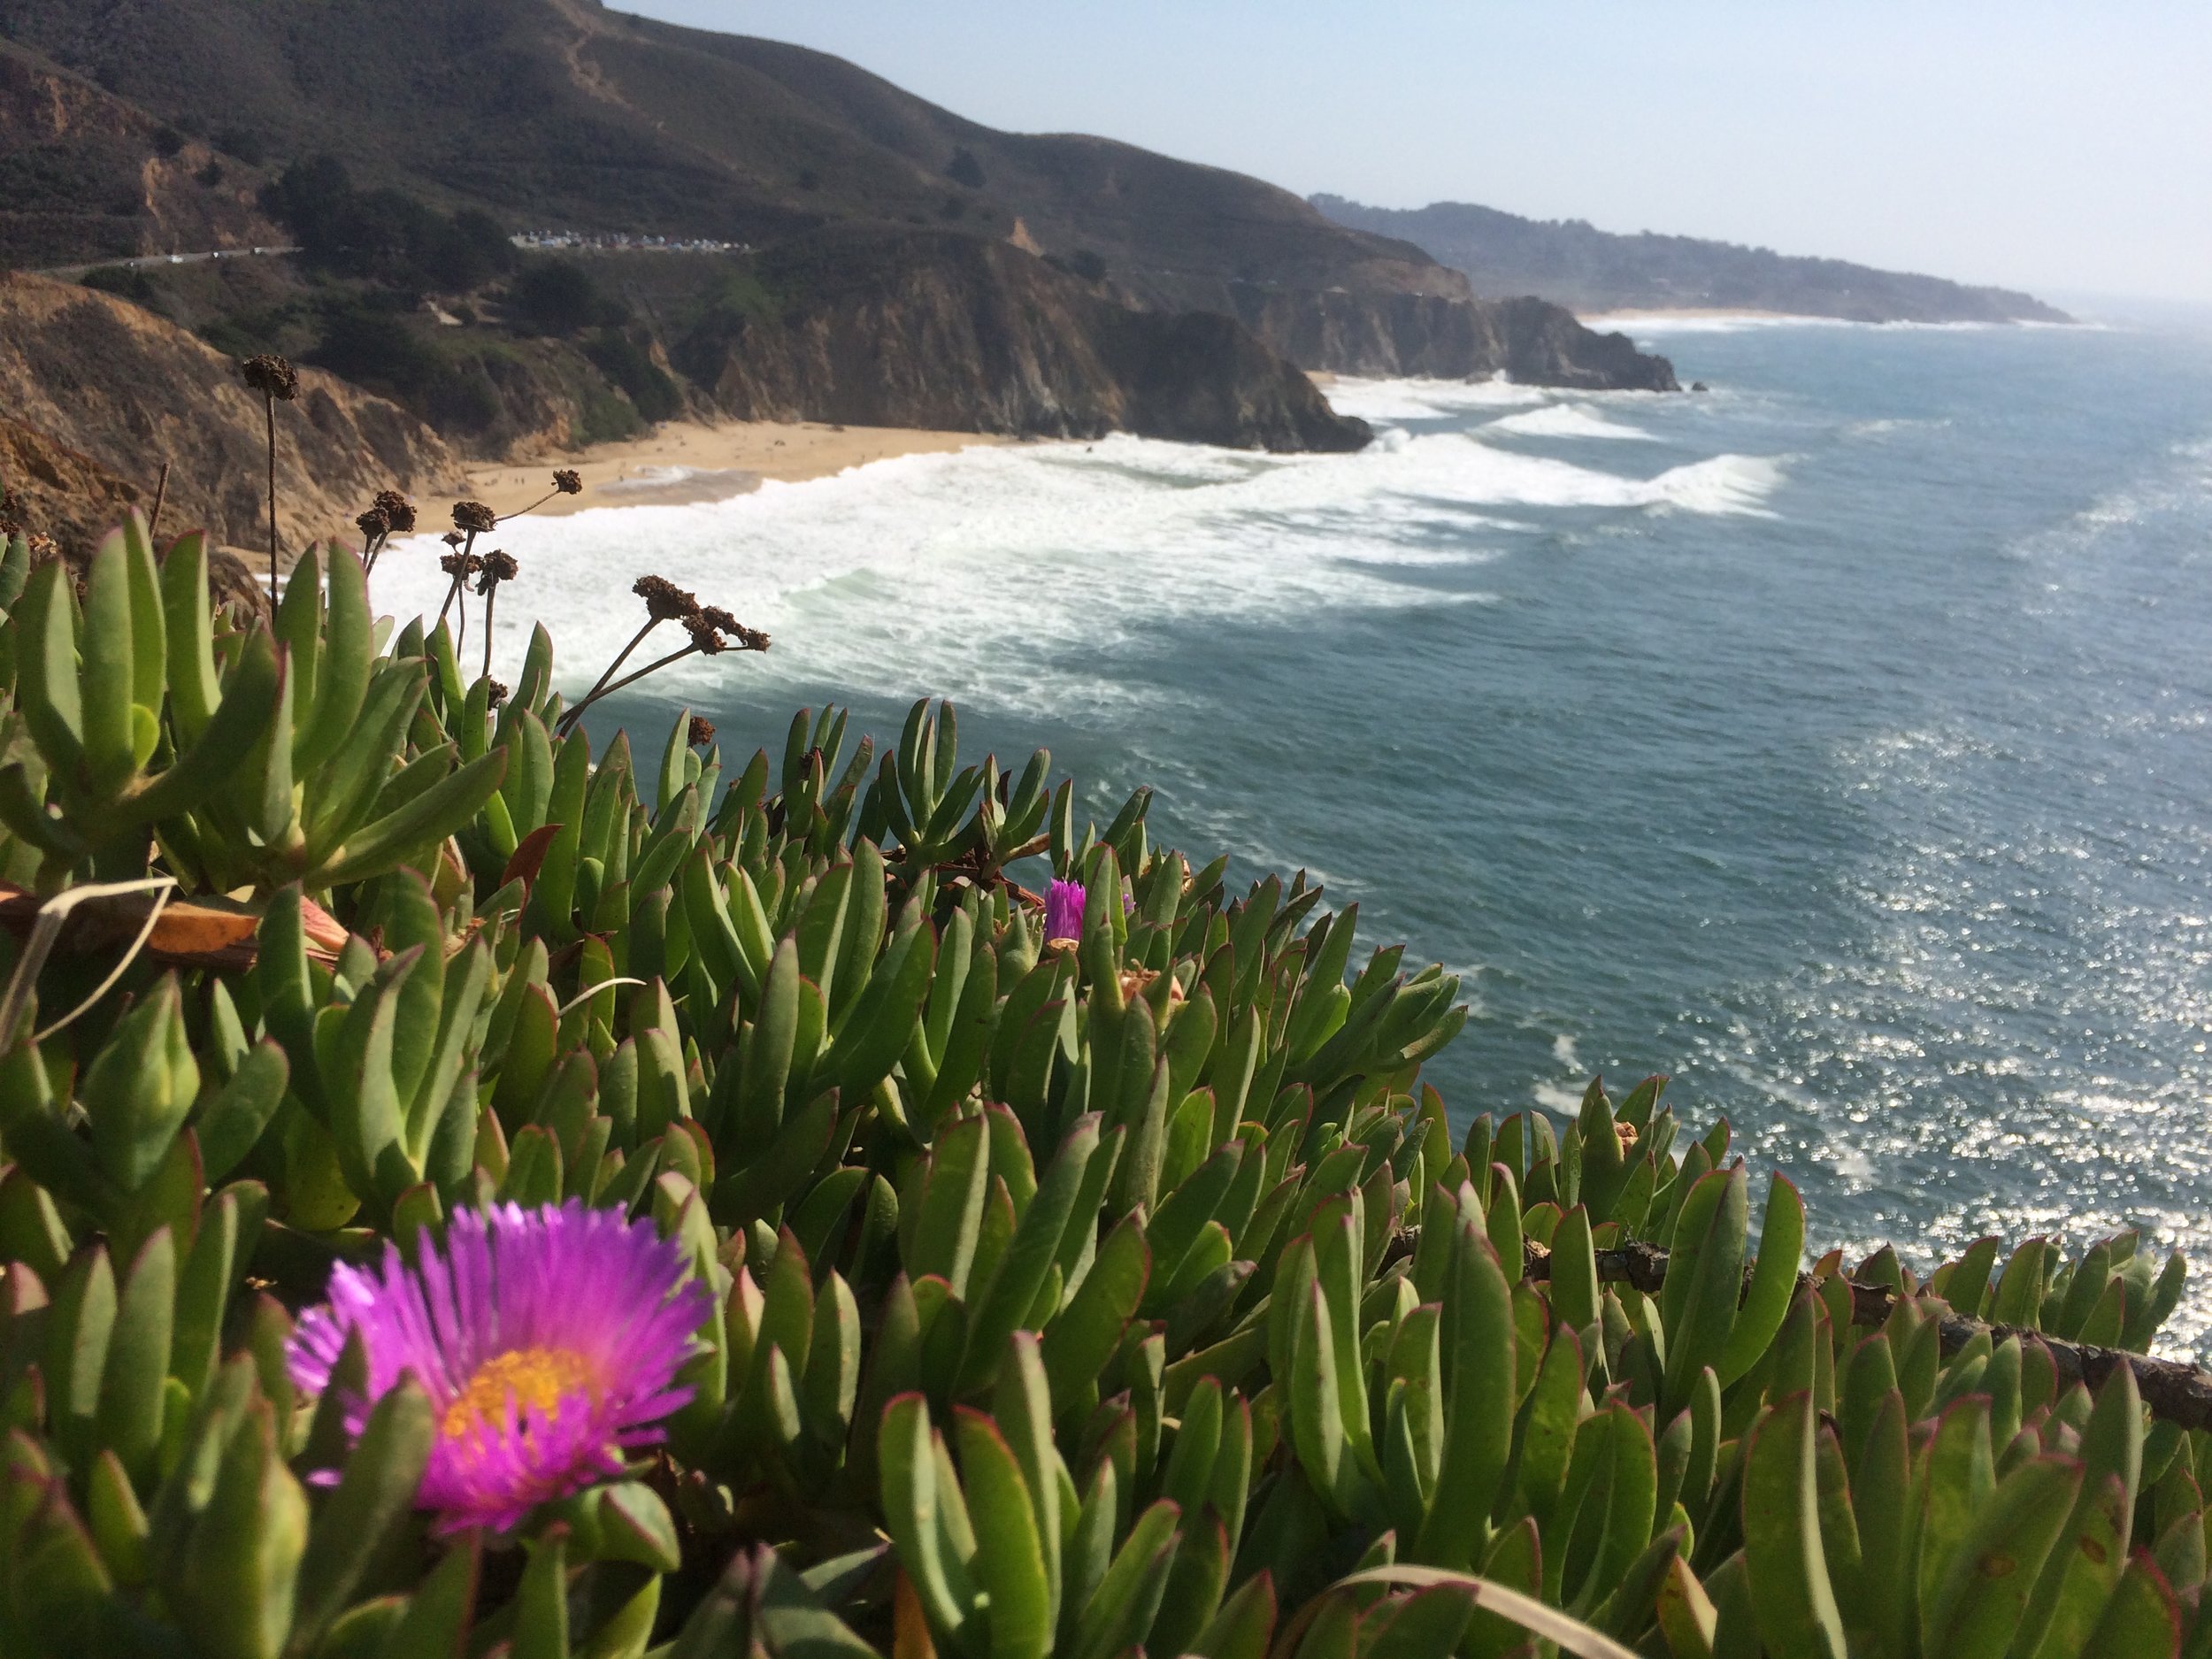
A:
[0,273,464,555]
[0,0,1673,391]
[0,39,283,269]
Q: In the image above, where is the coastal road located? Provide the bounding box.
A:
[27,245,301,280]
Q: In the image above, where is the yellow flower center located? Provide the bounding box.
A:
[441,1347,596,1440]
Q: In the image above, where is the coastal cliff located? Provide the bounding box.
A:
[0,273,464,553]
[1094,228,1677,389]
[0,0,1680,437]
[1218,286,1678,389]
[676,232,1371,452]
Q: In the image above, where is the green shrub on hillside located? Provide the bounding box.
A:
[264,157,516,294]
[80,265,160,307]
[585,330,684,425]
[0,509,2202,1657]
[510,260,633,338]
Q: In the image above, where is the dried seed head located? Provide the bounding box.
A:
[633,573,698,622]
[552,468,584,495]
[486,679,510,709]
[442,529,465,549]
[451,500,497,534]
[240,354,299,401]
[356,505,391,537]
[479,549,518,587]
[687,715,716,748]
[682,613,726,655]
[374,490,418,534]
[440,550,483,580]
[696,604,770,651]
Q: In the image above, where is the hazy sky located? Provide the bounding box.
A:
[626,2,2212,304]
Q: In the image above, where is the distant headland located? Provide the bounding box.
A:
[1311,195,2071,326]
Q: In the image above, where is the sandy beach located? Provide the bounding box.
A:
[463,419,1013,517]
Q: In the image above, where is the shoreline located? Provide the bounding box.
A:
[1576,305,1829,323]
[463,418,1014,516]
[1577,307,1866,331]
[1576,305,2078,331]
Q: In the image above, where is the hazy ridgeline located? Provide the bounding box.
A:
[0,363,2205,1653]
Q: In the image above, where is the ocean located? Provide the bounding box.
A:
[382,305,2212,1358]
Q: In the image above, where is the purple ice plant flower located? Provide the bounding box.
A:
[288,1200,714,1534]
[1044,877,1087,944]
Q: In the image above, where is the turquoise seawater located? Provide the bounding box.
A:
[386,305,2212,1356]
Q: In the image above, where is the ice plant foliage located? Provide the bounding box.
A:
[1,502,2208,1656]
[288,1201,713,1532]
[1043,875,1086,942]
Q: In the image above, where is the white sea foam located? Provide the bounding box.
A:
[377,424,1784,718]
[1580,311,2008,335]
[1483,403,1657,442]
[598,464,759,496]
[1323,374,1550,421]
[1581,311,1861,334]
[1846,417,1955,439]
[1647,453,1789,516]
[603,464,707,489]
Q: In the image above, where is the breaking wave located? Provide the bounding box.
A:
[377,418,1786,714]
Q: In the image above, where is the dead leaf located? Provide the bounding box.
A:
[501,822,565,895]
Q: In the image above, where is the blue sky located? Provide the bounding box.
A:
[627,2,2212,304]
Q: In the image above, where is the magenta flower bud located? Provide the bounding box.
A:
[288,1200,713,1533]
[1044,877,1087,944]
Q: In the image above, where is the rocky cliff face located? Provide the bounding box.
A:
[1217,286,1678,390]
[1108,250,1677,389]
[675,232,1371,453]
[0,274,465,555]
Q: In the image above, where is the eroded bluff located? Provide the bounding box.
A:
[675,231,1371,455]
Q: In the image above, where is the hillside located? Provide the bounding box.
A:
[0,38,283,270]
[0,0,1676,410]
[0,272,463,555]
[1311,195,2071,326]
